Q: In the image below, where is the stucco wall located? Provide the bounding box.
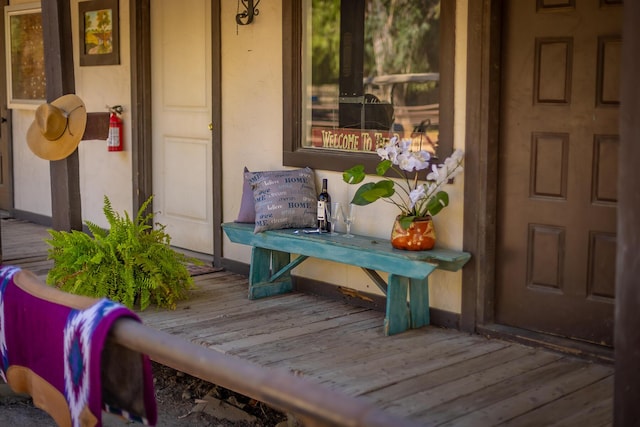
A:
[9,0,133,227]
[221,1,469,313]
[73,0,133,227]
[220,0,286,257]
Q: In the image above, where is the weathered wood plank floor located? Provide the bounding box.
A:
[1,217,614,426]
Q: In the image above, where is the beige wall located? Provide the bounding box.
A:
[11,0,469,314]
[74,0,133,228]
[220,1,469,313]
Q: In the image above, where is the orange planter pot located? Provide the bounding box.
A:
[390,216,436,251]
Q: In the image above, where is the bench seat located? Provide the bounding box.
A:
[222,222,471,335]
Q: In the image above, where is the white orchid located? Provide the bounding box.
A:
[409,185,426,207]
[344,137,464,228]
[397,149,431,172]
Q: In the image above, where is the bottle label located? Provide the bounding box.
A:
[317,201,326,220]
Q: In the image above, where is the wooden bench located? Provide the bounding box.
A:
[222,222,471,336]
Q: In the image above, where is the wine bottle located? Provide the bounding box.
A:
[317,179,331,232]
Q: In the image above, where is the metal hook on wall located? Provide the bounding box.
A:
[236,0,260,25]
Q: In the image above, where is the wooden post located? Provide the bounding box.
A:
[614,1,640,425]
[129,0,154,219]
[41,0,82,231]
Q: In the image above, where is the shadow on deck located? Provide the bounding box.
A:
[0,217,614,426]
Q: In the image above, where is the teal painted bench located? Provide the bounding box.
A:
[222,222,471,336]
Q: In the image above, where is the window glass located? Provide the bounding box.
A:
[303,0,441,156]
[283,0,453,172]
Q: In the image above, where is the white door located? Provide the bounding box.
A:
[151,0,213,254]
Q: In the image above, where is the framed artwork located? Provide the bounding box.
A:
[4,3,45,109]
[79,0,120,66]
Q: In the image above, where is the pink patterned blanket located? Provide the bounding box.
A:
[0,266,157,426]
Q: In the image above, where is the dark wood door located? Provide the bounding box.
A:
[496,0,622,346]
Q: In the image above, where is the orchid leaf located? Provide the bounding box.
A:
[426,191,449,216]
[351,180,395,205]
[343,164,366,185]
[398,215,416,230]
[376,160,392,176]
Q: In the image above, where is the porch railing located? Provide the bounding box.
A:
[112,320,418,427]
[19,271,417,427]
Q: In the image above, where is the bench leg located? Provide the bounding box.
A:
[248,247,293,299]
[384,274,410,336]
[409,277,430,328]
[384,275,430,335]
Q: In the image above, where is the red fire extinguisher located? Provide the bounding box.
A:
[107,105,123,152]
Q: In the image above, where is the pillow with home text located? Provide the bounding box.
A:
[246,167,317,233]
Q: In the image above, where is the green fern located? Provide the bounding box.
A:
[46,195,200,310]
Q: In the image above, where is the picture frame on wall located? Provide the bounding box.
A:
[4,3,45,109]
[79,0,120,66]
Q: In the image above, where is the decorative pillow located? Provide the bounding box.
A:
[246,167,317,233]
[235,167,256,223]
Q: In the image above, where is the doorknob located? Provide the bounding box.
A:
[1,117,6,123]
[208,123,213,131]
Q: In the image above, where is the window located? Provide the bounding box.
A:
[5,4,46,108]
[283,0,455,173]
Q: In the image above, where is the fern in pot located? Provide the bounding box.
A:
[46,195,200,310]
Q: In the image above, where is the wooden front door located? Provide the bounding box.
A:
[151,0,213,254]
[495,1,622,346]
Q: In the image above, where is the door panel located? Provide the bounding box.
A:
[151,0,213,254]
[496,1,621,346]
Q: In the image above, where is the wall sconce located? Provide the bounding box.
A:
[236,0,260,25]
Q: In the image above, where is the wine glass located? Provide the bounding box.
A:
[330,202,342,235]
[342,203,356,238]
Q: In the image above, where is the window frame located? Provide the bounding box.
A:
[283,0,455,174]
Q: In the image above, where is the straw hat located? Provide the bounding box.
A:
[27,94,87,161]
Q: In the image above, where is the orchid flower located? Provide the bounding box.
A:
[343,136,464,225]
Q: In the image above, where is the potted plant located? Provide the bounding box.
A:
[343,136,464,250]
[46,195,200,310]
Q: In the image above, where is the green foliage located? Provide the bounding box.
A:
[46,195,199,311]
[342,164,366,185]
[364,0,440,76]
[343,163,396,206]
[311,0,441,85]
[425,190,449,217]
[311,0,341,85]
[351,181,396,206]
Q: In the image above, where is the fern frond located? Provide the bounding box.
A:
[45,194,198,310]
[84,220,108,239]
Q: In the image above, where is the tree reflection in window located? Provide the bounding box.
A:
[283,0,453,172]
[307,0,441,155]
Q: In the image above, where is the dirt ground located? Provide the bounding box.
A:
[0,362,289,426]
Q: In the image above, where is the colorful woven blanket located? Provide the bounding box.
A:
[0,266,157,426]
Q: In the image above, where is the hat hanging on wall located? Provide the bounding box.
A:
[27,94,87,161]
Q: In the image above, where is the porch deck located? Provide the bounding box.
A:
[1,217,614,426]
